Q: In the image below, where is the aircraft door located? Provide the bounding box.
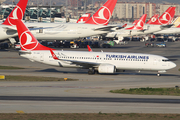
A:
[40,53,44,61]
[153,58,157,65]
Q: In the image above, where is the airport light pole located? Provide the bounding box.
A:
[77,0,78,20]
[50,0,51,21]
[37,0,39,21]
[84,0,86,14]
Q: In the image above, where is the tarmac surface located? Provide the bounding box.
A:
[0,41,180,113]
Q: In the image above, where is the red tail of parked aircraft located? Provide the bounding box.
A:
[126,14,147,30]
[2,0,28,26]
[85,0,117,25]
[147,7,176,25]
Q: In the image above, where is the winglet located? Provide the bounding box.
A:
[50,49,59,60]
[146,14,159,24]
[77,13,91,23]
[126,14,147,30]
[85,0,117,25]
[87,45,93,52]
[147,7,176,25]
[2,0,28,26]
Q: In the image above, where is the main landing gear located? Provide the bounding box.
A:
[88,68,94,75]
[88,68,99,75]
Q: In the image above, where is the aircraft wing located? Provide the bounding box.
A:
[94,26,117,31]
[29,27,54,31]
[61,60,100,68]
[3,27,17,31]
[160,24,174,29]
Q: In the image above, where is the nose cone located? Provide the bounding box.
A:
[171,62,177,69]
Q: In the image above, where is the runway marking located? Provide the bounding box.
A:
[0,75,5,79]
[16,110,24,113]
[0,86,102,89]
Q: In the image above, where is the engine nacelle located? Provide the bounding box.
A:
[98,64,116,73]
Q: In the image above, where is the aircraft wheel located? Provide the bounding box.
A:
[88,68,95,75]
[157,73,160,77]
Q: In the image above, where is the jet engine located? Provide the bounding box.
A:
[98,64,116,73]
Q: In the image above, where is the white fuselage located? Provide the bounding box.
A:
[20,50,176,72]
[154,27,180,35]
[0,22,113,41]
[106,24,165,38]
[29,23,110,40]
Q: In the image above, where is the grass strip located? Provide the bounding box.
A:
[110,87,180,96]
[0,66,24,69]
[0,113,180,120]
[179,68,180,71]
[0,75,78,81]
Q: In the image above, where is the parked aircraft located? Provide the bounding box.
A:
[0,0,28,41]
[106,7,176,41]
[154,17,180,35]
[16,19,176,76]
[146,14,159,24]
[106,14,147,38]
[29,0,118,40]
[0,0,118,42]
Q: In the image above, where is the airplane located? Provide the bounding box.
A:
[15,19,176,76]
[106,14,147,38]
[106,7,176,41]
[0,0,118,42]
[153,17,180,35]
[0,0,28,42]
[29,0,118,40]
[132,14,158,25]
[146,14,159,24]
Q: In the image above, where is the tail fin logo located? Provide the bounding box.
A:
[151,17,157,22]
[159,12,171,24]
[92,6,111,25]
[136,20,144,28]
[8,6,23,26]
[20,31,38,50]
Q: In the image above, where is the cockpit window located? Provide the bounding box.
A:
[162,59,170,62]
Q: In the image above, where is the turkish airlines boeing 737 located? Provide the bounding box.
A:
[15,19,176,76]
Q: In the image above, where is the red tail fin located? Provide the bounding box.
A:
[15,19,51,51]
[77,13,91,23]
[146,14,159,24]
[126,14,147,30]
[85,0,117,25]
[148,7,176,25]
[87,45,92,52]
[2,0,28,26]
